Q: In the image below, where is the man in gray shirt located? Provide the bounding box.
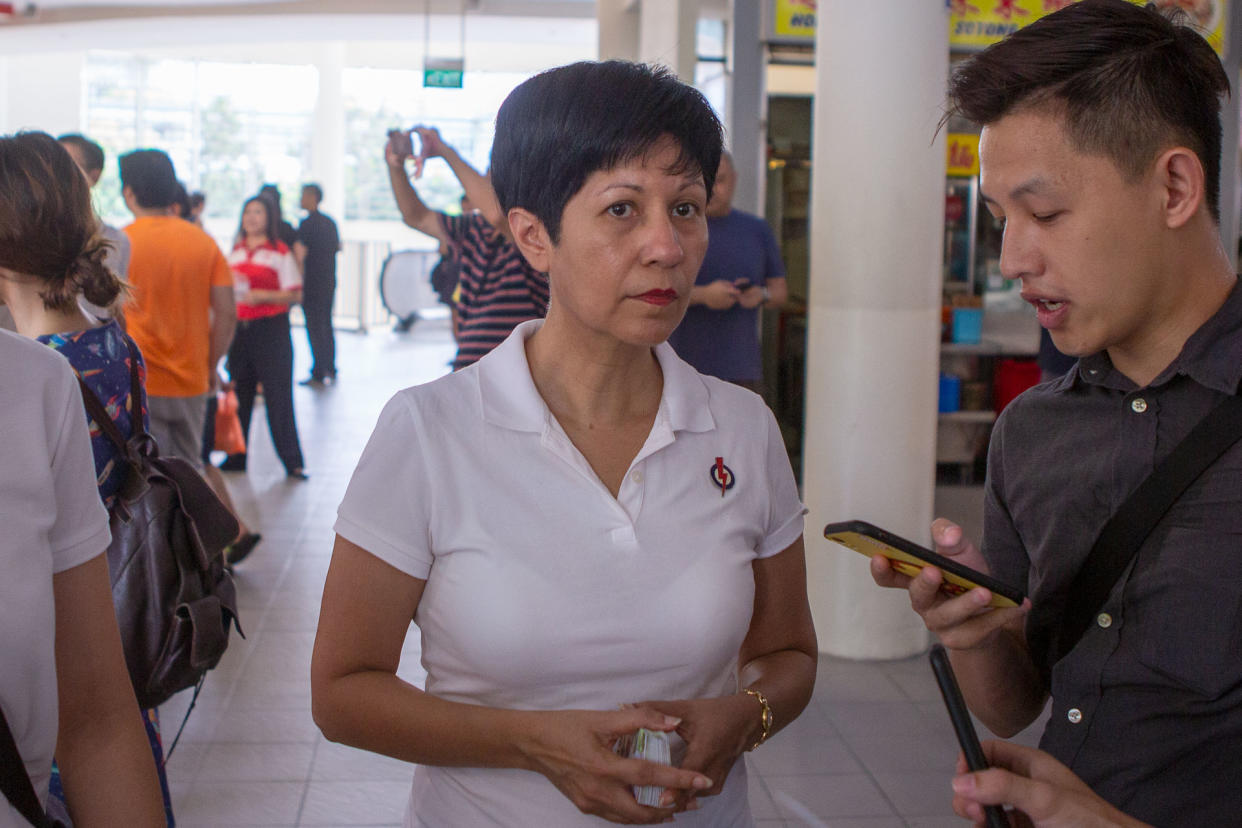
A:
[58,133,130,282]
[872,2,1239,825]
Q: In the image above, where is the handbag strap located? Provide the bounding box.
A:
[1049,392,1242,668]
[75,376,129,455]
[118,334,149,435]
[0,704,50,826]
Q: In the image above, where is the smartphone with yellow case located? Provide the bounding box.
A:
[824,519,1024,608]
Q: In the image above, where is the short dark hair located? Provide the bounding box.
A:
[56,133,105,174]
[947,0,1230,221]
[119,149,179,209]
[258,183,284,220]
[190,191,205,210]
[490,60,723,243]
[172,180,192,220]
[0,132,123,312]
[302,183,323,202]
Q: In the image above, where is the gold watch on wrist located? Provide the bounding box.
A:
[741,687,773,751]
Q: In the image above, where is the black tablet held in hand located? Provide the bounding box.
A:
[929,645,1008,828]
[823,519,1025,608]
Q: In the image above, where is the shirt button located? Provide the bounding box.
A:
[631,470,644,485]
[1130,398,1148,413]
[1067,708,1083,724]
[1097,613,1112,628]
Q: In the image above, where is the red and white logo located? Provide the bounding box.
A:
[709,456,736,497]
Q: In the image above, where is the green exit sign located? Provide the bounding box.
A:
[424,58,464,89]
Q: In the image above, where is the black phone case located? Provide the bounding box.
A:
[823,519,1025,606]
[929,645,1007,828]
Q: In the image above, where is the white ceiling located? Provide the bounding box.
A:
[0,0,604,55]
[2,0,597,15]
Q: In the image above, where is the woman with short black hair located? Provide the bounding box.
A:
[312,62,817,826]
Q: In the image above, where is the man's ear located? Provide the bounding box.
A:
[506,207,553,272]
[1156,147,1205,229]
[121,185,137,212]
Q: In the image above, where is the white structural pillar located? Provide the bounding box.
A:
[0,52,84,134]
[311,42,347,224]
[638,0,700,82]
[802,0,948,659]
[1219,7,1242,270]
[597,0,639,62]
[0,59,8,133]
[727,0,765,214]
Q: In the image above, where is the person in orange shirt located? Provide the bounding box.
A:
[120,149,236,467]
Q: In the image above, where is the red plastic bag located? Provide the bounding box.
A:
[213,389,246,455]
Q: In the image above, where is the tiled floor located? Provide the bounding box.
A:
[159,317,1048,827]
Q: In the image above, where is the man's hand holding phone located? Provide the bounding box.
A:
[951,741,1150,828]
[696,279,741,310]
[735,280,766,309]
[869,519,1029,651]
[410,126,450,179]
[385,129,414,169]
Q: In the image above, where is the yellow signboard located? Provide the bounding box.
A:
[946,133,980,178]
[773,0,817,40]
[949,0,1227,56]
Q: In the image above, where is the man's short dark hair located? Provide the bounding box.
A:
[947,0,1230,221]
[302,183,323,202]
[490,60,723,243]
[119,149,179,209]
[56,133,105,174]
[172,180,192,219]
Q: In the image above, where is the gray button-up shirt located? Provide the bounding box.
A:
[983,281,1242,826]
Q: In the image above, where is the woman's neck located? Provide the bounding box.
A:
[525,318,663,430]
[244,233,268,249]
[1,279,96,339]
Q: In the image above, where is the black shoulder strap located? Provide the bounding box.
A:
[0,704,49,826]
[1049,393,1242,668]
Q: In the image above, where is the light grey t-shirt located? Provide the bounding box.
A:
[101,223,130,278]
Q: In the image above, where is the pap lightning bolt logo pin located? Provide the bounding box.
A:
[710,456,735,497]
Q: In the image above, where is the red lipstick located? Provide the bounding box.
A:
[635,289,678,306]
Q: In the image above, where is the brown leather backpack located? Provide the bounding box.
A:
[75,335,242,710]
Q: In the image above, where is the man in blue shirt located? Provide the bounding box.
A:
[667,151,787,392]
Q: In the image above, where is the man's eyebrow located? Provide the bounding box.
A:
[982,176,1052,206]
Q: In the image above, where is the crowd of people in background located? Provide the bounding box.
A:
[0,132,343,824]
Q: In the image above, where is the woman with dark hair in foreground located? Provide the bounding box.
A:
[0,129,165,825]
[312,61,817,826]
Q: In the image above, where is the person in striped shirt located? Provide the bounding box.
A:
[385,126,548,370]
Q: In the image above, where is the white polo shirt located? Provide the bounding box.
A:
[335,319,805,827]
[0,330,111,826]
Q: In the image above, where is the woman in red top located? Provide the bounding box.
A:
[218,196,308,479]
